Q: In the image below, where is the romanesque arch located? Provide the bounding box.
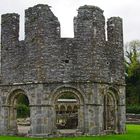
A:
[103,87,119,132]
[6,89,30,135]
[50,87,85,133]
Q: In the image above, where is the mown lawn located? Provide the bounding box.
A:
[0,125,140,140]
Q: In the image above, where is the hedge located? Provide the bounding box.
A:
[126,105,140,114]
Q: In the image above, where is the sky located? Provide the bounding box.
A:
[0,0,140,43]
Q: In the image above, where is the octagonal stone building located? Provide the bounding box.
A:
[0,4,125,136]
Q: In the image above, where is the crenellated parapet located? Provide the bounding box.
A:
[107,17,123,44]
[25,4,60,42]
[1,13,19,44]
[1,14,20,83]
[74,5,105,41]
[0,4,125,137]
[107,17,125,84]
[0,4,125,85]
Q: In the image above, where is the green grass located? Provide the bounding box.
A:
[0,125,140,140]
[0,136,41,140]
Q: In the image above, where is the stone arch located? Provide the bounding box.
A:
[6,89,31,105]
[55,105,59,112]
[50,86,85,105]
[103,86,119,132]
[50,86,85,132]
[73,105,78,113]
[6,89,30,135]
[60,105,66,112]
[67,105,72,112]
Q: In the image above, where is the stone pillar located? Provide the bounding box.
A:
[0,105,11,135]
[98,104,104,133]
[0,105,6,134]
[117,86,126,133]
[77,105,85,132]
[0,97,3,134]
[84,83,104,135]
[8,105,18,134]
[85,104,102,135]
[30,105,54,136]
[118,105,126,133]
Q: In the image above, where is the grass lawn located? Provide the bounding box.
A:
[0,124,140,140]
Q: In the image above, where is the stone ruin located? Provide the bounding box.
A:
[0,4,125,137]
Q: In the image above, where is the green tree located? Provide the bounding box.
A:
[125,40,140,105]
[17,94,29,106]
[16,94,30,118]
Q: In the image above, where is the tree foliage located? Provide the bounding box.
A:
[16,104,30,118]
[16,94,30,118]
[17,94,29,106]
[125,40,140,105]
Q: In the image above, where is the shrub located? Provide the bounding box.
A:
[126,104,140,114]
[16,104,30,118]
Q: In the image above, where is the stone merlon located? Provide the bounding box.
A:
[1,4,125,85]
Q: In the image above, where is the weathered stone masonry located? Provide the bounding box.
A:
[0,4,125,136]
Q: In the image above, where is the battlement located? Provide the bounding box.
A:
[25,4,60,41]
[77,5,104,20]
[0,4,125,85]
[74,5,105,39]
[0,4,125,137]
[107,17,123,43]
[1,13,19,43]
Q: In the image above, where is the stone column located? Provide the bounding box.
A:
[0,105,6,134]
[118,105,126,133]
[77,105,85,133]
[117,86,126,133]
[30,105,55,136]
[0,105,11,135]
[86,104,102,135]
[9,105,18,134]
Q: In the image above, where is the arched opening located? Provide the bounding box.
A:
[7,90,30,135]
[55,93,79,130]
[103,89,118,132]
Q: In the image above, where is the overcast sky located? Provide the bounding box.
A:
[0,0,140,43]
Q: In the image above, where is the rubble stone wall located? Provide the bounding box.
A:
[0,4,125,137]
